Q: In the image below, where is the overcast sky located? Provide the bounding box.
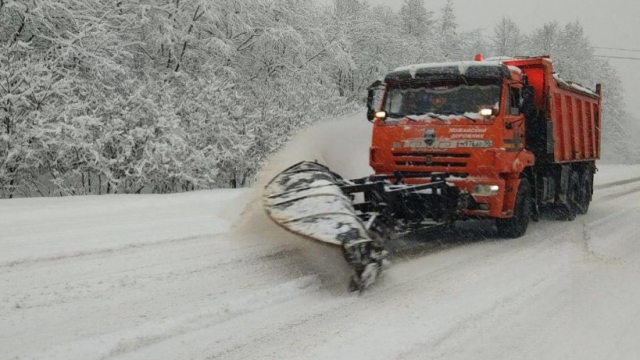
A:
[318,0,640,114]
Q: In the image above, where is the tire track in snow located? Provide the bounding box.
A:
[0,234,217,270]
[1,230,323,359]
[594,176,640,190]
[582,208,640,261]
[22,276,321,360]
[0,239,311,313]
[596,185,640,202]
[199,224,574,360]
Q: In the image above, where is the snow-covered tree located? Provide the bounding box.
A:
[436,0,463,61]
[400,0,433,38]
[591,60,631,162]
[492,17,525,57]
[527,21,560,57]
[554,22,596,83]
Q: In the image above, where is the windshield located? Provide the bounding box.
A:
[384,82,502,119]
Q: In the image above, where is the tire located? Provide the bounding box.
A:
[497,178,531,238]
[577,171,593,215]
[558,172,579,221]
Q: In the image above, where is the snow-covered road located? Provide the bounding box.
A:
[3,115,640,360]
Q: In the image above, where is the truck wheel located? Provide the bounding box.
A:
[497,178,531,238]
[577,171,592,215]
[559,173,579,221]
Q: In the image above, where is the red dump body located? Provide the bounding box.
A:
[503,58,602,163]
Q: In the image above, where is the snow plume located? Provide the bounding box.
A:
[253,111,373,188]
[233,111,373,290]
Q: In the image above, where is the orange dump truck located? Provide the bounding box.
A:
[263,56,602,290]
[365,55,602,236]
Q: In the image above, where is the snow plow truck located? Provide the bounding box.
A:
[263,55,602,291]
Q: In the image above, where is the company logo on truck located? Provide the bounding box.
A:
[424,129,436,146]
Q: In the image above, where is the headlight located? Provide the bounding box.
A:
[375,111,387,120]
[473,184,500,196]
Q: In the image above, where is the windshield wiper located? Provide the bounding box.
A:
[387,113,445,122]
[385,113,422,122]
[424,112,446,122]
[460,114,477,123]
[446,111,477,123]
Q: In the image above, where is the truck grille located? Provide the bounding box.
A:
[393,152,471,169]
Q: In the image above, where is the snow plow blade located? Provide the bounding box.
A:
[263,161,388,292]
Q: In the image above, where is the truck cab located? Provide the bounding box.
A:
[368,60,534,220]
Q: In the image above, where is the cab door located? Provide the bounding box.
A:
[503,85,526,152]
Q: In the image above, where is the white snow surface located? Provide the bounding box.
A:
[3,112,640,359]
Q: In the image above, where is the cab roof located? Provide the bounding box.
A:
[385,61,511,83]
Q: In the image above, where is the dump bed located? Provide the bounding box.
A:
[505,58,602,163]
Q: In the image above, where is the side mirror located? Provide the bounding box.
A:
[521,85,534,118]
[366,80,384,122]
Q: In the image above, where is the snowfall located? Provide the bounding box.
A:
[3,113,640,360]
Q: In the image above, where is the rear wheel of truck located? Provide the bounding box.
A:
[577,171,593,215]
[497,178,531,238]
[558,172,579,221]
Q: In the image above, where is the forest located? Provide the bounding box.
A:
[0,0,634,198]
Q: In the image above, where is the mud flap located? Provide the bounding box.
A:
[263,161,388,291]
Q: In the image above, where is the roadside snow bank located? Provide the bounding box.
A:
[0,190,249,266]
